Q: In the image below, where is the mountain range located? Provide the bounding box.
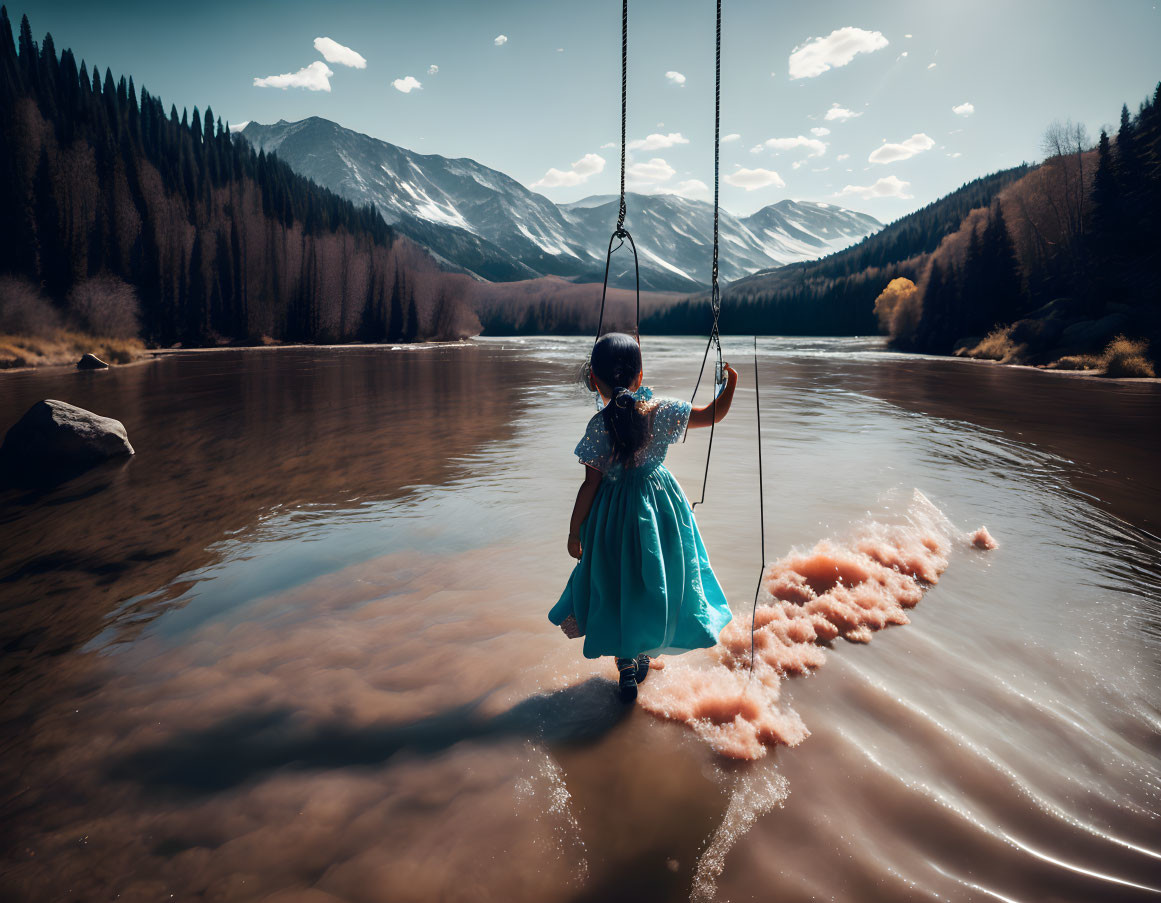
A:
[240,117,882,292]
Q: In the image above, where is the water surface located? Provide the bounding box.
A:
[1,337,1159,902]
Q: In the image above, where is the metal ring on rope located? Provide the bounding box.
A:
[593,228,641,343]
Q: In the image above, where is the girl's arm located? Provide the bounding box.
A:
[567,465,603,559]
[688,363,739,429]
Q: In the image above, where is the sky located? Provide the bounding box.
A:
[11,0,1161,219]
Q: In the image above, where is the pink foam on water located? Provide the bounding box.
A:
[642,664,809,760]
[971,526,999,550]
[639,494,996,760]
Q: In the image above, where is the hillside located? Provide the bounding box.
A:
[0,10,478,360]
[643,165,1031,336]
[882,83,1160,374]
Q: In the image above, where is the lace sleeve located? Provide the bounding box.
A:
[574,413,613,471]
[653,397,692,445]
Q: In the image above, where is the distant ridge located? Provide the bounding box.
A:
[240,117,882,292]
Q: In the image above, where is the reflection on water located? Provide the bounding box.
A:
[1,337,1159,902]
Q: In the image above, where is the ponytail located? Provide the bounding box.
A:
[590,333,650,466]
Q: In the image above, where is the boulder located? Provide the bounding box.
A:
[1024,297,1084,322]
[1009,316,1064,353]
[1059,313,1128,351]
[77,353,109,370]
[0,399,134,479]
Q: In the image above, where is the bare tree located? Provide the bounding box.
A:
[0,276,62,337]
[67,275,141,337]
[1040,119,1093,247]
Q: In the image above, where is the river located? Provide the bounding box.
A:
[1,336,1159,902]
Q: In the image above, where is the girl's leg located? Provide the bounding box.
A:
[615,657,638,702]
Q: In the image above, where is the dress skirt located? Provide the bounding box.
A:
[549,462,733,660]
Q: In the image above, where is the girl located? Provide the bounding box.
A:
[549,332,739,702]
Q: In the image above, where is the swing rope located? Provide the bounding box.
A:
[593,0,640,346]
[679,3,767,676]
[749,335,765,676]
[687,0,723,510]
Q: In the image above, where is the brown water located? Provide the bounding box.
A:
[1,337,1159,902]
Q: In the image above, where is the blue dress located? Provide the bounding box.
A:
[549,387,733,660]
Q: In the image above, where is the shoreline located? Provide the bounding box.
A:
[1,336,1157,384]
[0,338,475,375]
[941,352,1161,384]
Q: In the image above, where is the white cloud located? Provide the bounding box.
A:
[792,160,805,170]
[532,153,606,188]
[313,37,366,69]
[627,157,676,184]
[836,175,912,200]
[837,153,850,161]
[760,135,827,157]
[494,34,508,46]
[952,102,975,117]
[868,132,934,164]
[254,61,333,92]
[810,126,831,137]
[599,141,616,149]
[628,132,689,151]
[721,133,741,143]
[427,64,439,75]
[904,34,913,39]
[662,179,710,199]
[927,62,937,70]
[392,75,422,94]
[948,151,962,158]
[788,27,888,79]
[665,70,686,86]
[724,167,786,190]
[824,103,862,122]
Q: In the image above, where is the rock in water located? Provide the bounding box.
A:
[77,353,109,369]
[0,399,134,479]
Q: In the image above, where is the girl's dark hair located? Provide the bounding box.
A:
[590,332,650,466]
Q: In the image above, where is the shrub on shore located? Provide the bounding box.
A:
[1047,335,1155,377]
[1102,336,1155,378]
[0,275,146,369]
[0,276,61,337]
[956,325,1023,363]
[0,331,145,370]
[1047,354,1103,371]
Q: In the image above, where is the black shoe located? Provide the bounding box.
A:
[635,654,651,684]
[616,658,638,703]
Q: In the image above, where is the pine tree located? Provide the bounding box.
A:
[0,7,21,102]
[1089,130,1120,276]
[33,146,69,300]
[17,13,34,80]
[914,260,951,352]
[186,232,206,342]
[982,204,1025,323]
[960,225,986,332]
[387,266,404,341]
[404,292,419,341]
[102,67,117,122]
